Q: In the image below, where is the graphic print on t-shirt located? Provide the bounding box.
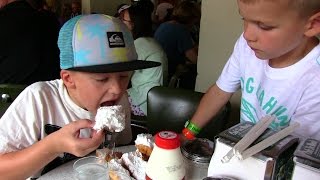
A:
[240,77,289,130]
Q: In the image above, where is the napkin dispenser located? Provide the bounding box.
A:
[207,122,299,180]
[291,138,320,180]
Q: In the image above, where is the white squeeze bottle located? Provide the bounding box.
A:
[146,131,185,180]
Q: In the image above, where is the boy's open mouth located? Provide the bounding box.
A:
[100,101,116,107]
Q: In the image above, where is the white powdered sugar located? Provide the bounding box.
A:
[134,133,154,148]
[108,159,130,176]
[93,105,125,132]
[121,152,147,180]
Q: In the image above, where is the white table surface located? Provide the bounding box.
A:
[38,145,209,180]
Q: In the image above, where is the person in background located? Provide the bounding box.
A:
[59,2,72,26]
[114,3,130,18]
[120,2,168,116]
[0,0,60,85]
[154,0,201,89]
[45,0,60,14]
[155,0,173,24]
[182,0,320,141]
[0,14,160,179]
[149,0,158,22]
[71,0,81,18]
[27,0,48,11]
[27,0,61,38]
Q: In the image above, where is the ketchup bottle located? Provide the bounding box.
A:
[146,131,185,180]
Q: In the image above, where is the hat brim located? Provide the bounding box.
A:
[67,60,161,73]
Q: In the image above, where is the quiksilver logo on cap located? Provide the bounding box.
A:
[107,32,125,48]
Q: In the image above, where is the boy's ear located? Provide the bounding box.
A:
[60,70,76,89]
[305,12,320,37]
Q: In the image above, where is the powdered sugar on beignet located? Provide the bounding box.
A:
[134,133,154,148]
[93,105,125,132]
[134,133,154,159]
[121,152,147,180]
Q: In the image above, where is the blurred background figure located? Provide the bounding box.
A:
[0,0,60,85]
[27,0,60,35]
[114,3,130,17]
[59,2,72,26]
[71,0,81,18]
[120,1,168,116]
[154,0,200,90]
[45,0,60,15]
[155,0,173,24]
[149,0,158,22]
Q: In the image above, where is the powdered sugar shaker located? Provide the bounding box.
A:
[146,131,185,180]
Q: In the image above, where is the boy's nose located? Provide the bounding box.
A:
[243,22,257,42]
[108,78,123,95]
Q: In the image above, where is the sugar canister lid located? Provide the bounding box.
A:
[155,131,180,149]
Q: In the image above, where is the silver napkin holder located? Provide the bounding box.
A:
[208,122,299,180]
[292,138,320,180]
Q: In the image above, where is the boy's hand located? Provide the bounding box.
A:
[179,133,195,146]
[48,119,104,157]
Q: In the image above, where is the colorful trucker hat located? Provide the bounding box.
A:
[58,14,160,73]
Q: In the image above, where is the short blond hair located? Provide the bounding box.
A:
[239,0,320,18]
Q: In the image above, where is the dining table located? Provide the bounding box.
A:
[38,145,209,180]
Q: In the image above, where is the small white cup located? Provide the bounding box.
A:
[73,156,109,180]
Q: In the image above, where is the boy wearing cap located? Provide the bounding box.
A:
[182,0,320,141]
[0,14,159,179]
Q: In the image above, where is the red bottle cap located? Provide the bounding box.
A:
[155,131,180,149]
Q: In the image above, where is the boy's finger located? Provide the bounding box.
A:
[70,119,94,130]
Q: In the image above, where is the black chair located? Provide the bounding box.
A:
[0,84,27,117]
[168,64,197,89]
[146,86,231,141]
[130,113,149,145]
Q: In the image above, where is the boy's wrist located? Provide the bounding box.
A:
[184,120,201,135]
[182,127,195,140]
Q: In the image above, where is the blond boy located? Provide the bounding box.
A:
[0,14,159,179]
[184,0,320,140]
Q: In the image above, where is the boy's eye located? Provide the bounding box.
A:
[96,78,109,82]
[241,17,274,31]
[258,23,274,30]
[120,75,129,79]
[119,72,132,79]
